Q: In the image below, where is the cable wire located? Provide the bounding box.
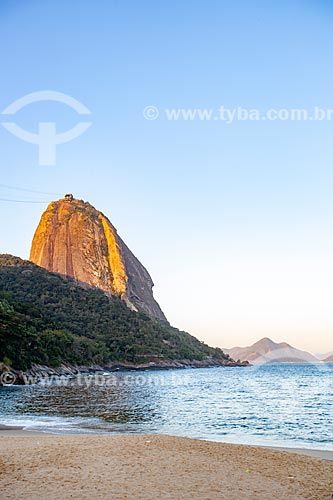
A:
[0,184,61,196]
[0,198,51,203]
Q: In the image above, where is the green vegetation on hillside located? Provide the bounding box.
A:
[0,254,229,370]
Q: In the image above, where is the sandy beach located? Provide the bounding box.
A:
[0,430,332,500]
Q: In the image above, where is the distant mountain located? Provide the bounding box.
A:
[315,351,333,361]
[324,355,333,363]
[223,337,320,364]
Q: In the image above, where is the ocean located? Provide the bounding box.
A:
[0,363,332,451]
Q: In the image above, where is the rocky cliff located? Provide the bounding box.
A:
[30,195,166,321]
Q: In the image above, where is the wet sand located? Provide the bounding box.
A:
[267,445,333,461]
[0,431,332,499]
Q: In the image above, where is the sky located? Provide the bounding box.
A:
[0,0,333,353]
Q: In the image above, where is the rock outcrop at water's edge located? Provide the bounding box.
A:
[0,359,250,386]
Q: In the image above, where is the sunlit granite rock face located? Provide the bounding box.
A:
[30,195,166,321]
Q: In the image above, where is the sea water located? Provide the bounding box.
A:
[0,363,332,450]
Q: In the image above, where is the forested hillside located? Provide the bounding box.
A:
[0,254,231,370]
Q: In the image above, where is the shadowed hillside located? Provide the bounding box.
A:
[0,254,236,371]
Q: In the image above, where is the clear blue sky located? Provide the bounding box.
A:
[1,0,333,352]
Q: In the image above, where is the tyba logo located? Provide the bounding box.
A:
[1,91,92,166]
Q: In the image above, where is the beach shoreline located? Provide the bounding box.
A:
[1,425,332,460]
[0,425,332,460]
[0,429,332,499]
